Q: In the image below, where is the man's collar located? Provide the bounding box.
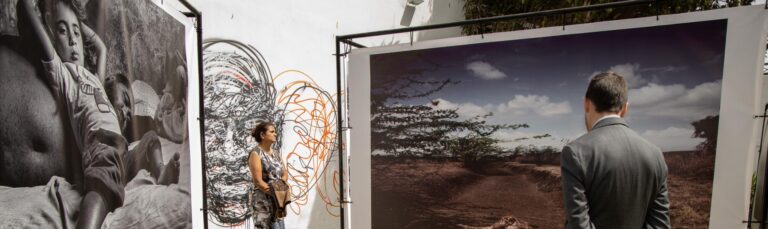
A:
[592,114,623,130]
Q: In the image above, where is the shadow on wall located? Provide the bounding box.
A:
[417,0,465,41]
[304,161,341,229]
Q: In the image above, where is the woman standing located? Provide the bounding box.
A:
[248,122,288,229]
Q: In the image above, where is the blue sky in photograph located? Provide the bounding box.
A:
[370,19,727,152]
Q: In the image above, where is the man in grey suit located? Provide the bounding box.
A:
[561,72,670,228]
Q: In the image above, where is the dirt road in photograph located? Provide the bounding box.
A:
[372,158,563,229]
[372,155,713,228]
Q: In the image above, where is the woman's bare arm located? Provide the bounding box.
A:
[20,0,56,62]
[248,151,270,192]
[282,162,288,182]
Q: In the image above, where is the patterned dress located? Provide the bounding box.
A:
[249,147,285,229]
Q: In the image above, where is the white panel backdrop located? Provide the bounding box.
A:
[176,1,466,228]
[348,5,768,229]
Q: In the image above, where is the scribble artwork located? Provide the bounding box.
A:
[274,69,341,216]
[203,39,339,226]
[203,39,282,226]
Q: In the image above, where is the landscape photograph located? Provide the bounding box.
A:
[369,20,726,228]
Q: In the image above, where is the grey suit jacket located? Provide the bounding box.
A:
[561,117,670,229]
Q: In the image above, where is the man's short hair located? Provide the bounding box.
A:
[585,72,628,113]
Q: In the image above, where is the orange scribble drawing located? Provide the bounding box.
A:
[273,70,341,217]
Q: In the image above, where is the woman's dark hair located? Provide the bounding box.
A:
[250,121,275,143]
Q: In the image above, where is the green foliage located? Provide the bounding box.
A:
[370,58,531,166]
[512,144,562,166]
[461,0,754,35]
[752,172,757,210]
[692,115,719,154]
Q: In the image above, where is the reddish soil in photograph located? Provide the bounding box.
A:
[371,151,714,229]
[371,157,563,229]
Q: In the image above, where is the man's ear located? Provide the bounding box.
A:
[619,102,629,118]
[583,97,591,113]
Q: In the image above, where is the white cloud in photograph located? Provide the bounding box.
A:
[497,95,571,117]
[643,65,687,73]
[628,83,687,106]
[607,63,648,88]
[466,61,507,80]
[493,130,580,150]
[430,95,571,120]
[589,63,648,88]
[640,126,704,152]
[429,98,490,119]
[629,80,721,121]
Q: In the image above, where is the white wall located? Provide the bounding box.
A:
[172,1,768,228]
[178,1,465,228]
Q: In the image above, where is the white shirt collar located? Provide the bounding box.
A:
[592,114,621,129]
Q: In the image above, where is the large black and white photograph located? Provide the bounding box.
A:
[368,20,725,228]
[0,0,192,228]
